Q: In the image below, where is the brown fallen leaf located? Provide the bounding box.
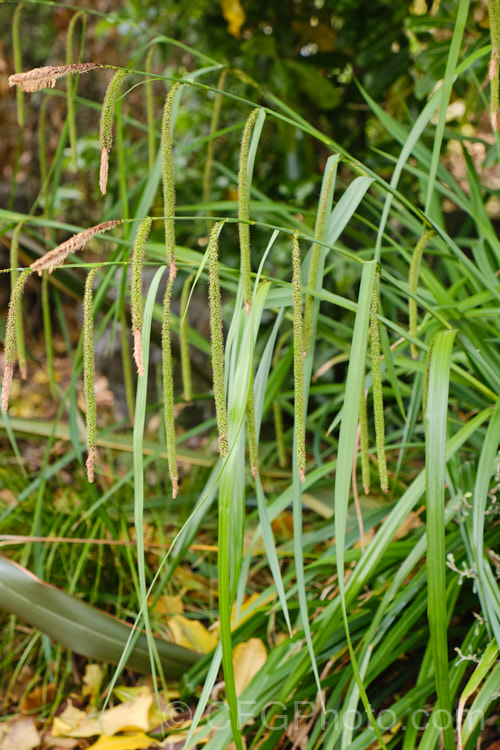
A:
[0,717,40,750]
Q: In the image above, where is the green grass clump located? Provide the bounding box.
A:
[1,6,500,750]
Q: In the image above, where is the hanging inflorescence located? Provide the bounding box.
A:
[208,221,229,459]
[130,217,153,377]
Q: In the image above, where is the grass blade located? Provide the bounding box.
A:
[425,328,457,750]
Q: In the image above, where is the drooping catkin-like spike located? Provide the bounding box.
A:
[2,268,32,413]
[180,273,194,402]
[9,63,100,93]
[238,108,259,314]
[208,221,228,458]
[12,4,24,129]
[99,69,128,194]
[10,224,27,380]
[303,159,337,352]
[203,68,227,207]
[30,220,121,275]
[292,233,306,483]
[162,262,179,497]
[370,277,388,494]
[489,0,500,130]
[359,377,370,495]
[161,82,182,266]
[409,230,434,359]
[145,45,156,174]
[66,11,85,172]
[130,217,153,376]
[83,268,98,482]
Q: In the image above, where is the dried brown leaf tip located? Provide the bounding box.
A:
[9,63,101,93]
[31,220,121,275]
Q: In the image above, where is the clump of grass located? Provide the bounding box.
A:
[30,220,121,275]
[208,220,228,458]
[83,268,99,482]
[99,69,128,194]
[9,62,100,93]
[2,268,32,414]
[130,217,153,376]
[292,232,306,483]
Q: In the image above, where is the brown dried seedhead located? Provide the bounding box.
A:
[9,63,101,93]
[31,220,122,275]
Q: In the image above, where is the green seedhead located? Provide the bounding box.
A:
[208,220,228,458]
[99,69,128,194]
[130,216,153,376]
[83,267,99,482]
[2,267,32,414]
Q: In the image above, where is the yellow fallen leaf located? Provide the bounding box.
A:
[220,0,245,38]
[86,733,157,750]
[167,614,218,654]
[82,664,104,700]
[153,593,184,616]
[232,638,267,696]
[52,692,154,738]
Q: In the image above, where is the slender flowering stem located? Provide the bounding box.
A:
[238,108,259,313]
[161,83,182,266]
[12,4,24,129]
[208,221,228,458]
[2,268,32,413]
[292,233,306,483]
[31,220,121,275]
[145,45,157,173]
[130,217,153,376]
[83,268,99,482]
[203,68,227,208]
[99,69,128,194]
[66,11,85,172]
